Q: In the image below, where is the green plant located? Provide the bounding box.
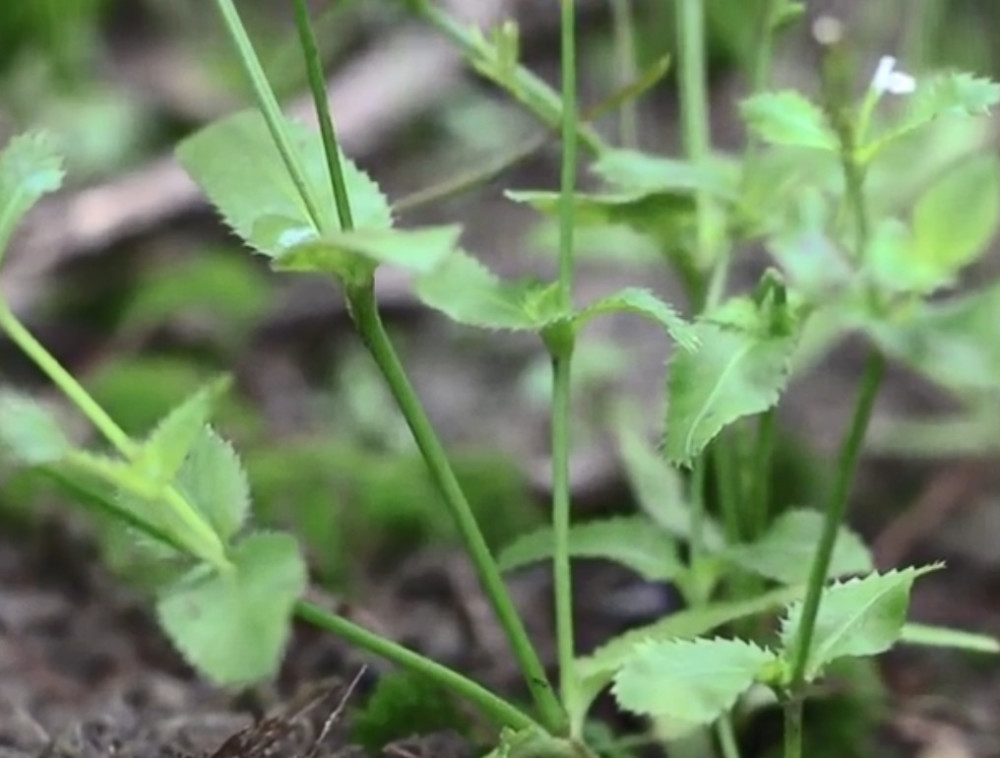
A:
[3,3,1000,758]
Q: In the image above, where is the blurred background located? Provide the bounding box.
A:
[2,1,1000,757]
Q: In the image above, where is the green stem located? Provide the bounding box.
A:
[0,304,133,457]
[784,695,803,758]
[345,281,566,734]
[716,715,743,758]
[676,0,713,271]
[0,302,229,569]
[551,1,581,733]
[609,0,639,148]
[551,349,579,734]
[292,0,354,232]
[750,408,776,538]
[787,350,884,687]
[213,0,325,232]
[410,0,605,156]
[294,600,539,731]
[750,0,778,93]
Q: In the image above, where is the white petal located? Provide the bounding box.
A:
[887,72,917,95]
[871,55,898,94]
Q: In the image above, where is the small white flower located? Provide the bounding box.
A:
[871,55,916,95]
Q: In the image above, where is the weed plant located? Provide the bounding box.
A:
[2,2,1000,758]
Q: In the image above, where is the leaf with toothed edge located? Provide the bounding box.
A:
[176,110,392,257]
[612,637,778,735]
[497,516,683,581]
[157,531,307,686]
[779,565,942,682]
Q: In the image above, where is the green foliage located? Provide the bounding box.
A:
[175,427,250,543]
[133,377,231,485]
[414,248,696,347]
[872,281,1000,395]
[350,671,471,752]
[157,531,307,685]
[119,249,272,344]
[177,109,391,253]
[866,71,1000,158]
[0,131,64,254]
[612,638,778,735]
[725,509,873,586]
[497,516,682,582]
[616,423,724,549]
[664,287,803,465]
[740,92,838,151]
[868,155,1000,293]
[780,566,940,682]
[0,389,71,466]
[575,586,801,715]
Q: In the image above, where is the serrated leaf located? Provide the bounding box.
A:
[257,216,461,277]
[506,188,696,255]
[871,72,1000,154]
[176,426,250,542]
[870,282,1000,394]
[576,289,698,350]
[616,422,724,550]
[665,296,801,465]
[576,585,800,712]
[910,155,1000,287]
[0,132,64,254]
[136,377,231,483]
[497,516,682,582]
[780,565,941,681]
[414,249,567,331]
[591,149,738,199]
[900,622,999,654]
[157,531,307,685]
[726,508,873,585]
[612,638,777,732]
[176,110,391,257]
[0,390,72,466]
[740,92,838,150]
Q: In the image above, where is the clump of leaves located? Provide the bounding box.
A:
[350,671,472,754]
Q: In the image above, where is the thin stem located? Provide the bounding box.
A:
[292,0,354,232]
[788,349,885,689]
[551,0,581,733]
[609,0,639,148]
[345,282,566,734]
[784,696,803,758]
[750,408,776,539]
[558,0,579,304]
[213,0,325,232]
[676,0,713,270]
[0,302,229,569]
[750,0,778,93]
[716,715,743,758]
[713,433,742,546]
[551,349,579,735]
[410,0,605,156]
[0,304,133,457]
[687,455,710,604]
[294,600,539,731]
